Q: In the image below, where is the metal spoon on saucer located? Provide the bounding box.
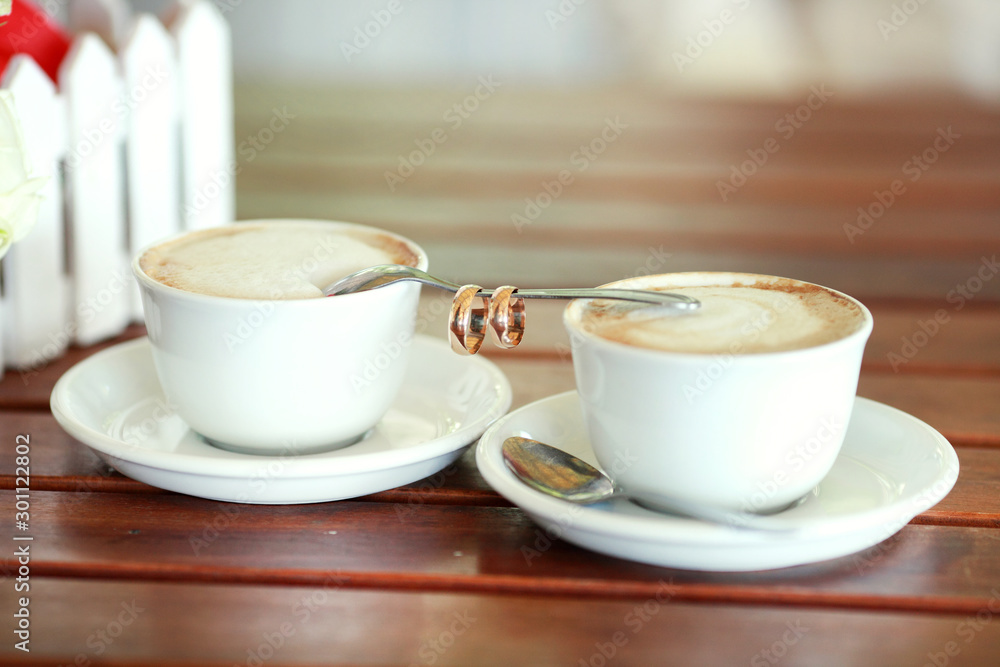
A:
[501,437,796,532]
[324,265,700,310]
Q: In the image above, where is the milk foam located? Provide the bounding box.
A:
[575,276,865,354]
[139,223,419,299]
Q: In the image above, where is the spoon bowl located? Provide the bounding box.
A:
[501,436,797,532]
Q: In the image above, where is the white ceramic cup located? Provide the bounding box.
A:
[563,272,873,515]
[132,220,428,455]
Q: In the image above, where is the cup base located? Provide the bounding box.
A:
[201,429,371,457]
[631,493,809,523]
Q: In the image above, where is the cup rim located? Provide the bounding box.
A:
[131,219,429,306]
[563,271,873,360]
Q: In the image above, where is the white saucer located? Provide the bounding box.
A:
[476,391,959,571]
[51,336,512,504]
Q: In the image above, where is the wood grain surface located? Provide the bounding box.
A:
[0,84,997,665]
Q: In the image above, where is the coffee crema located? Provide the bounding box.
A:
[573,274,866,354]
[139,222,420,300]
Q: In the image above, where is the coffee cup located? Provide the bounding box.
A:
[132,219,428,455]
[563,272,873,516]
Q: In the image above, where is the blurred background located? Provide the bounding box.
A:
[92,0,998,303]
[121,0,1000,101]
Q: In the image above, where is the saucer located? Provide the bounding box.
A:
[51,336,512,504]
[476,391,959,571]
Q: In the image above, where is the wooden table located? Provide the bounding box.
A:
[2,85,999,665]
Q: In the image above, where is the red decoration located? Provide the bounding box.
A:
[0,0,72,83]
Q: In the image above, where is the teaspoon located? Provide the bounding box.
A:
[324,265,700,310]
[501,437,796,532]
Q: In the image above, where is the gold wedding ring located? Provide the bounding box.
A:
[488,286,525,349]
[449,285,488,355]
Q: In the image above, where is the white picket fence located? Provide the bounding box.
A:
[0,0,233,378]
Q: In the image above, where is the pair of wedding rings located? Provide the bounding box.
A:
[449,285,525,355]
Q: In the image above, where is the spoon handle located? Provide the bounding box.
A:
[325,266,699,309]
[326,266,701,355]
[501,287,698,308]
[415,280,698,308]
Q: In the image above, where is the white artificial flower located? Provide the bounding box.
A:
[0,90,47,260]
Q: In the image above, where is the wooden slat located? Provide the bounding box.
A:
[858,373,1000,447]
[863,302,1000,374]
[239,159,1000,211]
[234,84,1000,135]
[238,194,1000,259]
[3,578,1000,667]
[233,86,1000,283]
[4,408,999,520]
[3,491,1000,615]
[0,412,500,504]
[2,416,998,526]
[250,114,1000,169]
[923,448,1000,527]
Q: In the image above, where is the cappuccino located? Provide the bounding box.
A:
[131,219,428,454]
[563,272,873,514]
[139,221,420,300]
[573,273,866,354]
